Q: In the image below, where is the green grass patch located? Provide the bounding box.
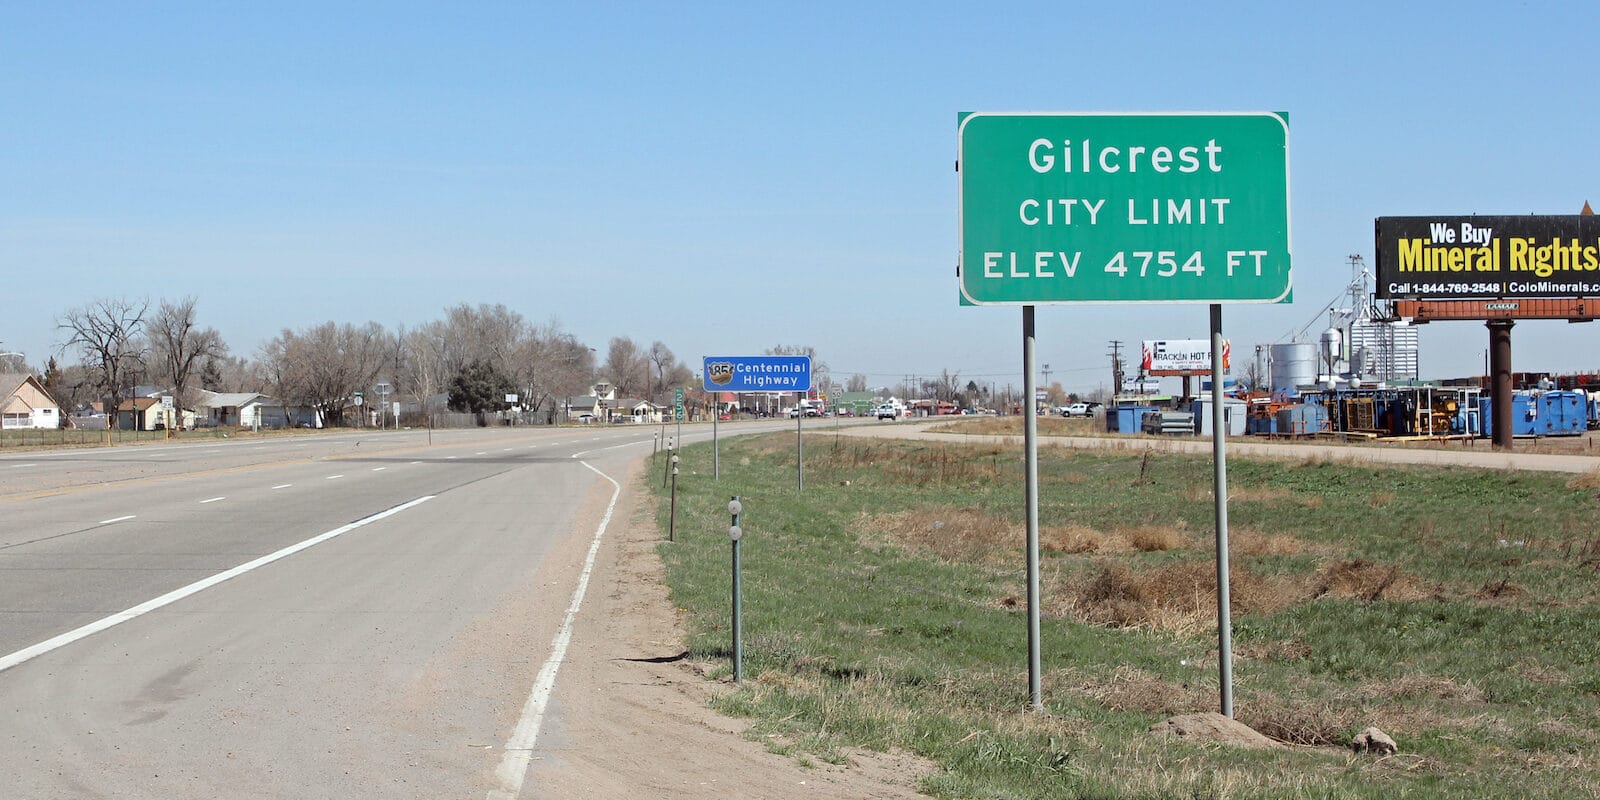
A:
[650,433,1600,798]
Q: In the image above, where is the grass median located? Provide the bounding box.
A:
[648,431,1600,799]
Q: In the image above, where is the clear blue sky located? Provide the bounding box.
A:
[5,2,1598,392]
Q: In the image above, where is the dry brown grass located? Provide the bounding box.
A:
[1567,468,1600,490]
[1040,524,1104,554]
[1312,559,1435,602]
[1123,524,1187,552]
[1359,674,1485,703]
[1236,694,1366,747]
[1229,526,1316,557]
[876,444,1011,486]
[859,507,1018,566]
[1474,577,1528,601]
[1369,490,1398,508]
[1514,659,1570,686]
[1046,559,1302,632]
[1057,664,1210,715]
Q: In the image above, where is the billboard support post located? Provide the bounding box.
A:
[1489,320,1514,449]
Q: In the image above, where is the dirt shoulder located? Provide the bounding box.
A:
[524,457,934,799]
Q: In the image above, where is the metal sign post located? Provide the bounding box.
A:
[728,496,745,685]
[1209,304,1235,717]
[958,111,1289,718]
[1022,306,1042,712]
[669,454,680,542]
[703,356,813,486]
[796,400,803,492]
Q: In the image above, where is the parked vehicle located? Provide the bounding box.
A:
[1059,402,1095,417]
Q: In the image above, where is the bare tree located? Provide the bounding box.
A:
[398,321,449,423]
[439,303,526,378]
[57,297,149,414]
[259,321,394,426]
[515,323,594,423]
[646,341,677,403]
[602,337,648,399]
[847,373,868,393]
[148,296,227,408]
[197,354,256,393]
[764,344,829,393]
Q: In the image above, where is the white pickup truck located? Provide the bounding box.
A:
[875,402,902,420]
[1058,402,1094,418]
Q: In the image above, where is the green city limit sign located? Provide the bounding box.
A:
[958,112,1291,305]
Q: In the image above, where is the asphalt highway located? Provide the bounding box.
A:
[0,420,789,798]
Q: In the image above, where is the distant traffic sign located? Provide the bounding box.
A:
[958,112,1291,305]
[702,356,813,393]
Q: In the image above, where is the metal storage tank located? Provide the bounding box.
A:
[1270,342,1317,393]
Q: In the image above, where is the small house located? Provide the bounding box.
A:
[0,373,63,430]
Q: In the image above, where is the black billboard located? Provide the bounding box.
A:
[1374,215,1600,300]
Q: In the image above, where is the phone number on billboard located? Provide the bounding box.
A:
[1390,282,1503,296]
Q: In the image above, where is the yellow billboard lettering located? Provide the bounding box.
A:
[1398,238,1425,272]
[1509,238,1529,271]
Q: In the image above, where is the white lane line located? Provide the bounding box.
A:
[372,467,387,472]
[502,448,513,452]
[446,456,458,460]
[475,451,487,455]
[409,461,421,465]
[0,495,434,676]
[570,439,652,459]
[98,515,136,525]
[272,484,292,490]
[490,462,620,800]
[325,474,344,480]
[199,497,226,504]
[9,463,38,469]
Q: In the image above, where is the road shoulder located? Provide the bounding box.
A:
[524,455,934,799]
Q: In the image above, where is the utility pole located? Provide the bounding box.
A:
[1108,341,1125,395]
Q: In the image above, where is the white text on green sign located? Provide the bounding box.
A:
[958,112,1291,305]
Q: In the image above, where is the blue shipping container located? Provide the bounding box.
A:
[1478,394,1539,438]
[1275,403,1329,435]
[1109,405,1156,434]
[1537,391,1587,436]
